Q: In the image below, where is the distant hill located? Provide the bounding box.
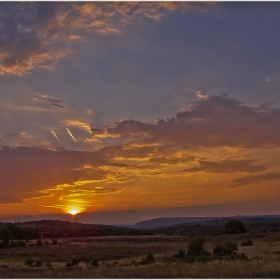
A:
[3,219,154,238]
[135,217,219,229]
[135,215,280,229]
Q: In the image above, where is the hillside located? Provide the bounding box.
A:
[135,215,280,229]
[0,220,153,239]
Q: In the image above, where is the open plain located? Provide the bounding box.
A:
[0,232,280,278]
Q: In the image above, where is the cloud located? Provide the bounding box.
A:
[180,159,265,174]
[64,120,92,133]
[51,131,60,142]
[40,95,64,108]
[6,132,25,140]
[0,2,215,75]
[196,90,208,100]
[264,76,272,83]
[0,146,129,204]
[66,127,76,142]
[90,93,280,149]
[229,172,280,187]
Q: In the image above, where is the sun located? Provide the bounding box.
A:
[69,208,79,216]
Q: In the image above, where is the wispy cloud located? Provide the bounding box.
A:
[180,159,265,174]
[33,94,65,109]
[229,172,280,187]
[6,132,25,140]
[65,120,91,133]
[51,130,60,142]
[66,127,76,142]
[41,95,64,108]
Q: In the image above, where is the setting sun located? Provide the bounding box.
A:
[69,209,79,216]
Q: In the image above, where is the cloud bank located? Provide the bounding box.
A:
[90,93,280,149]
[2,94,280,214]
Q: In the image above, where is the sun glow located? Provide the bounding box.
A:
[69,208,79,215]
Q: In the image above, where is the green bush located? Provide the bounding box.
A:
[90,259,99,267]
[34,260,43,267]
[242,239,253,246]
[146,253,156,262]
[213,240,238,256]
[225,219,246,234]
[140,253,156,265]
[187,236,208,256]
[25,258,34,266]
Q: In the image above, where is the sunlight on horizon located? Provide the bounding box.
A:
[69,208,79,216]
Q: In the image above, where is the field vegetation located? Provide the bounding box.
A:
[0,219,280,278]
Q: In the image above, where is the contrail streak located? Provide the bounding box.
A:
[66,127,76,142]
[51,131,60,142]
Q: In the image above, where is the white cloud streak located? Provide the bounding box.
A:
[66,127,76,142]
[51,130,60,142]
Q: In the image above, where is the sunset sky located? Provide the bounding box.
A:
[2,2,280,224]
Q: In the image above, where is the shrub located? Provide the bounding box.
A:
[140,253,156,265]
[18,240,26,247]
[25,258,34,266]
[11,240,26,247]
[72,258,79,266]
[36,240,43,246]
[187,236,208,256]
[146,253,156,262]
[52,238,58,245]
[242,239,253,246]
[213,240,238,256]
[225,219,246,234]
[45,259,52,268]
[34,260,43,267]
[0,242,7,248]
[91,259,99,267]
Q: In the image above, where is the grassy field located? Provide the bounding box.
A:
[0,233,280,278]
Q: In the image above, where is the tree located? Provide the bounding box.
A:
[0,226,14,245]
[225,219,246,234]
[187,236,208,256]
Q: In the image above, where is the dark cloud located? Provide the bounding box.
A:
[180,159,265,174]
[91,94,280,149]
[41,96,64,108]
[6,132,25,140]
[0,2,69,75]
[229,172,280,187]
[0,2,213,75]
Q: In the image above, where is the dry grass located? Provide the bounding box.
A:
[0,232,280,278]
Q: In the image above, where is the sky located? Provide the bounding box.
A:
[2,2,280,224]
